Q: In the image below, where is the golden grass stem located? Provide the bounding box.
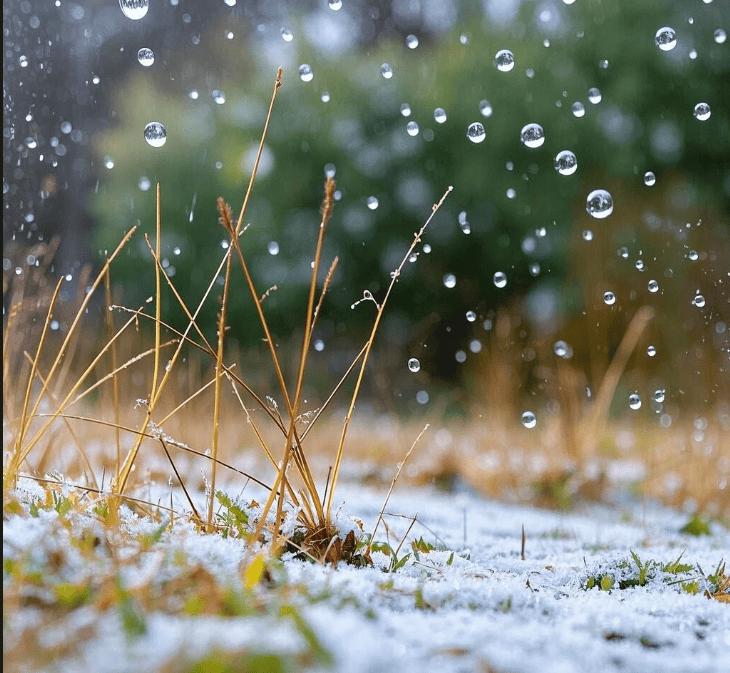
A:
[103,266,122,480]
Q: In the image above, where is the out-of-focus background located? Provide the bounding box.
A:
[3,0,729,512]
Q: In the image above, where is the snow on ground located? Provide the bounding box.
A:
[4,477,730,673]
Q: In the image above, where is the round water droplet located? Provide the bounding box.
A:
[321,91,331,103]
[495,49,515,72]
[189,89,199,100]
[137,47,154,66]
[521,411,537,429]
[643,171,656,186]
[586,189,613,219]
[529,263,541,276]
[479,100,493,118]
[688,250,699,261]
[104,155,115,169]
[554,150,577,175]
[635,259,645,271]
[629,393,642,410]
[408,357,421,373]
[443,273,456,288]
[212,89,226,104]
[267,241,279,255]
[648,279,659,293]
[553,340,573,359]
[493,271,507,288]
[603,291,616,305]
[366,196,379,210]
[693,102,711,121]
[458,210,471,234]
[466,310,477,322]
[466,122,486,143]
[582,229,593,241]
[328,0,342,10]
[655,26,677,51]
[433,107,447,124]
[119,0,149,20]
[520,123,545,149]
[298,64,313,82]
[653,389,665,404]
[571,101,585,118]
[281,27,294,42]
[692,294,705,308]
[647,345,657,357]
[380,63,393,79]
[138,176,151,191]
[314,339,325,352]
[588,87,602,104]
[715,28,727,44]
[144,121,167,148]
[406,34,419,49]
[25,137,38,149]
[400,103,412,117]
[406,120,420,137]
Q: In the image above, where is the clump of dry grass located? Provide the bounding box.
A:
[2,68,453,562]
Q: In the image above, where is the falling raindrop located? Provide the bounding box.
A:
[408,358,421,373]
[466,310,477,322]
[629,393,642,410]
[588,87,602,104]
[586,189,613,219]
[314,339,325,352]
[643,171,656,186]
[653,389,666,404]
[443,273,456,288]
[603,291,616,305]
[648,279,659,293]
[143,122,167,148]
[212,89,226,104]
[479,100,493,118]
[138,176,151,191]
[321,91,331,103]
[495,49,515,72]
[298,64,314,82]
[281,27,294,42]
[433,108,447,124]
[493,271,507,288]
[380,63,394,79]
[647,345,657,357]
[521,411,537,429]
[406,121,420,137]
[400,103,412,117]
[554,150,577,175]
[406,34,419,49]
[328,0,342,10]
[520,123,545,149]
[582,229,593,241]
[692,294,706,308]
[571,101,586,118]
[104,156,115,169]
[553,340,573,358]
[466,122,486,143]
[688,250,699,261]
[267,241,279,255]
[655,27,677,51]
[458,211,471,234]
[366,196,379,210]
[137,48,154,66]
[119,0,149,20]
[715,29,727,44]
[693,102,711,121]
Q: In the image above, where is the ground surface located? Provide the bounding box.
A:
[3,477,730,673]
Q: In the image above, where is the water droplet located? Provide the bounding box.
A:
[655,26,677,51]
[582,229,593,241]
[119,0,149,20]
[466,310,477,322]
[643,171,656,186]
[60,121,72,134]
[406,34,419,49]
[408,357,421,373]
[689,48,698,60]
[458,211,471,234]
[400,103,412,117]
[479,100,493,118]
[635,259,645,271]
[493,271,507,288]
[321,91,331,103]
[443,273,456,289]
[529,263,541,276]
[628,393,642,410]
[603,291,616,305]
[588,87,602,104]
[653,389,665,403]
[138,176,151,191]
[495,49,515,72]
[314,339,325,352]
[521,411,537,429]
[520,123,545,149]
[24,137,38,149]
[189,89,199,100]
[137,47,154,66]
[212,89,226,104]
[647,345,657,357]
[281,27,294,42]
[416,390,429,404]
[267,241,279,255]
[366,196,379,210]
[715,29,727,44]
[599,59,609,69]
[554,150,577,175]
[328,0,342,10]
[380,63,393,79]
[688,250,699,261]
[298,64,313,82]
[693,102,711,121]
[571,101,585,118]
[586,189,613,219]
[692,294,706,308]
[433,107,447,124]
[553,340,573,358]
[648,279,659,293]
[144,121,167,148]
[406,121,420,137]
[104,155,115,169]
[466,122,486,143]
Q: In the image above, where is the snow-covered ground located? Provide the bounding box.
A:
[4,477,730,673]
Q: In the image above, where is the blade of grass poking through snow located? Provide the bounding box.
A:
[12,276,63,466]
[103,265,122,480]
[207,204,234,529]
[324,186,453,520]
[368,424,429,555]
[7,226,137,480]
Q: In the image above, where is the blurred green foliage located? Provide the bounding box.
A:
[93,0,729,386]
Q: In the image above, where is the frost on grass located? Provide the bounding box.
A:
[4,477,730,673]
